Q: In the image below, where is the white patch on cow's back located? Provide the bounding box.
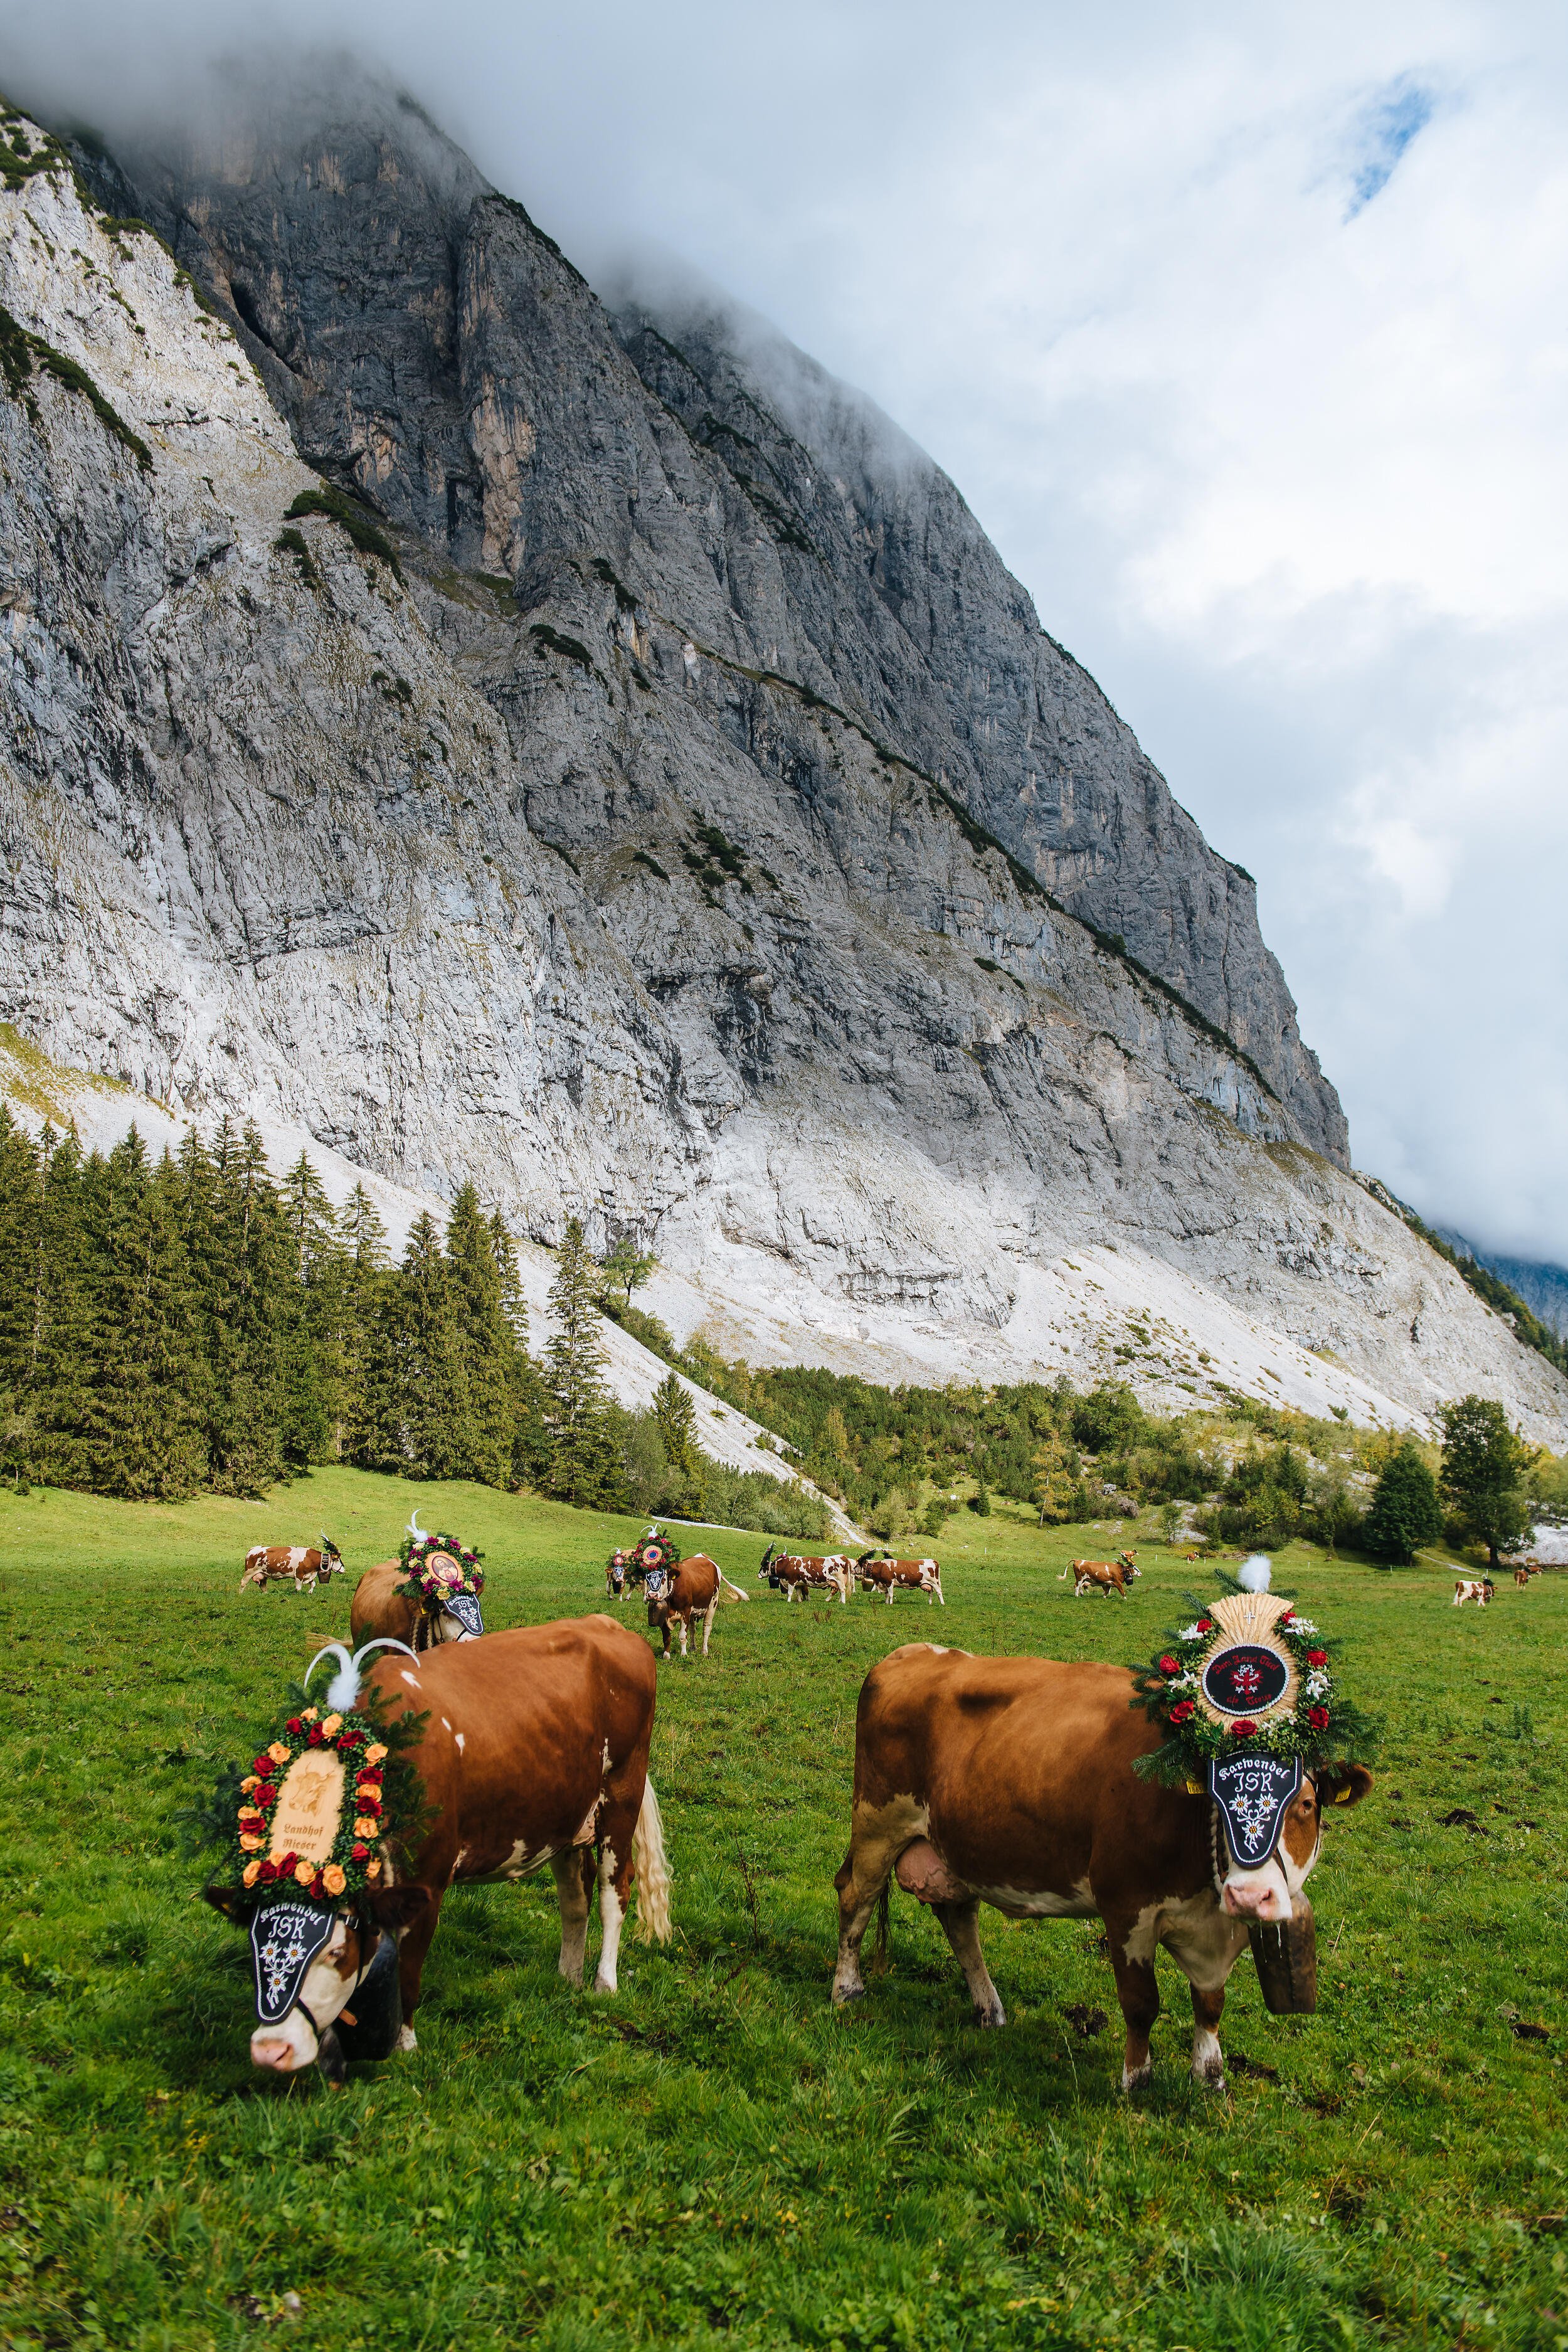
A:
[400,1671,421,1688]
[455,1732,465,1752]
[442,1717,452,1730]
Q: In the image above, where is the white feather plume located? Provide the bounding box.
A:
[1237,1555,1273,1592]
[406,1508,426,1541]
[305,1636,419,1712]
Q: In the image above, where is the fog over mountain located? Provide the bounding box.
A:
[0,44,1562,1439]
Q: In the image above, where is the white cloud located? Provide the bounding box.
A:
[5,0,1567,1259]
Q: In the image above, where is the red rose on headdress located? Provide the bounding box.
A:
[1231,1719,1258,1737]
[1169,1700,1195,1724]
[285,1719,302,1737]
[310,1872,326,1900]
[1196,1618,1215,1634]
[307,1725,324,1747]
[352,1842,369,1861]
[1158,1655,1180,1677]
[1308,1706,1330,1730]
[258,1860,278,1882]
[337,1729,362,1749]
[253,1754,273,1775]
[1306,1649,1327,1667]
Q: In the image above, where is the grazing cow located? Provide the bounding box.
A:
[240,1536,345,1594]
[206,1617,672,2077]
[1453,1577,1495,1608]
[1514,1566,1532,1589]
[351,1551,482,1653]
[647,1553,750,1658]
[758,1545,854,1604]
[1060,1557,1140,1599]
[831,1642,1371,2089]
[857,1553,945,1606]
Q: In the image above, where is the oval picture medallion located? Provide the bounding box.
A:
[1200,1642,1290,1717]
[268,1747,347,1867]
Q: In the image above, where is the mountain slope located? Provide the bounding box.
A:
[0,82,1562,1445]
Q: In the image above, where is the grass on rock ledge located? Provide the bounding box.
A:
[1,1468,1565,2349]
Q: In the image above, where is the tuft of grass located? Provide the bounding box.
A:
[1,1470,1564,2347]
[273,527,320,591]
[284,482,402,579]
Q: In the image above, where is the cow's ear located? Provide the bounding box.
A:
[363,1883,430,1931]
[1318,1764,1374,1809]
[201,1883,246,1922]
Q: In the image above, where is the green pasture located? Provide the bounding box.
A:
[1,1468,1565,2351]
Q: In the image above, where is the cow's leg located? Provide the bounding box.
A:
[931,1897,1006,2027]
[677,1612,690,1660]
[1103,1914,1161,2090]
[551,1847,593,1986]
[831,1808,919,2004]
[1187,1979,1227,2085]
[393,1890,445,2050]
[701,1600,716,1657]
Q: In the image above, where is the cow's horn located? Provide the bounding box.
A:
[306,1636,420,1712]
[406,1510,426,1541]
[1236,1555,1272,1592]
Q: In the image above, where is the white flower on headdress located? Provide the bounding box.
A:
[1178,1623,1204,1643]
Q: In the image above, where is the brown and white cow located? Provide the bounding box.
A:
[240,1537,345,1594]
[758,1545,854,1604]
[350,1555,480,1653]
[831,1643,1371,2090]
[647,1553,750,1658]
[857,1554,945,1606]
[1060,1556,1140,1599]
[206,1616,671,2078]
[1452,1577,1495,1608]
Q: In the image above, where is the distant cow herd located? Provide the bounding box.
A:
[219,1507,1546,2095]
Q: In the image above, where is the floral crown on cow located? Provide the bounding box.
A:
[396,1511,485,1609]
[189,1642,430,1923]
[1130,1559,1377,1793]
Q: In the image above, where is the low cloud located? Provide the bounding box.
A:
[4,0,1566,1261]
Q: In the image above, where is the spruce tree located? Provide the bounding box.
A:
[491,1210,549,1488]
[542,1218,623,1508]
[391,1211,469,1480]
[277,1153,344,1467]
[1362,1439,1443,1565]
[652,1368,706,1518]
[80,1133,206,1498]
[445,1184,514,1486]
[338,1185,395,1466]
[31,1129,90,1488]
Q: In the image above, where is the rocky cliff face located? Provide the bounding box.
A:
[1,78,1562,1442]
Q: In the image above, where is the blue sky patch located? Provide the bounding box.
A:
[1347,77,1435,216]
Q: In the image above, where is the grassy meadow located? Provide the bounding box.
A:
[1,1468,1565,2350]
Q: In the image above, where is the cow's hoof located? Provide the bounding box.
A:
[395,2025,418,2054]
[1121,2061,1153,2093]
[973,2000,1007,2028]
[830,1978,866,2007]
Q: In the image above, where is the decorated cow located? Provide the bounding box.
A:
[349,1513,487,1653]
[759,1545,856,1603]
[198,1619,672,2081]
[831,1557,1375,2090]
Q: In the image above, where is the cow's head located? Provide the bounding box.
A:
[319,1533,344,1574]
[644,1564,672,1620]
[204,1885,428,2079]
[421,1555,484,1642]
[758,1544,778,1577]
[1217,1764,1374,1921]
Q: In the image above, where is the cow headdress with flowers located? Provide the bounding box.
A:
[1130,1561,1376,1863]
[395,1510,485,1638]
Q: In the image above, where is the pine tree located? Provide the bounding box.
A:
[445,1184,515,1486]
[492,1210,549,1488]
[652,1369,706,1518]
[542,1218,623,1508]
[0,1111,41,1481]
[1362,1439,1443,1565]
[31,1129,91,1488]
[391,1212,469,1480]
[194,1120,290,1493]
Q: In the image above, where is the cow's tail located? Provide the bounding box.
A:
[632,1774,673,1944]
[869,1878,891,1977]
[716,1570,750,1603]
[1056,1561,1070,1581]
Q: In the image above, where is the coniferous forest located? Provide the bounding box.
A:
[0,1109,831,1537]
